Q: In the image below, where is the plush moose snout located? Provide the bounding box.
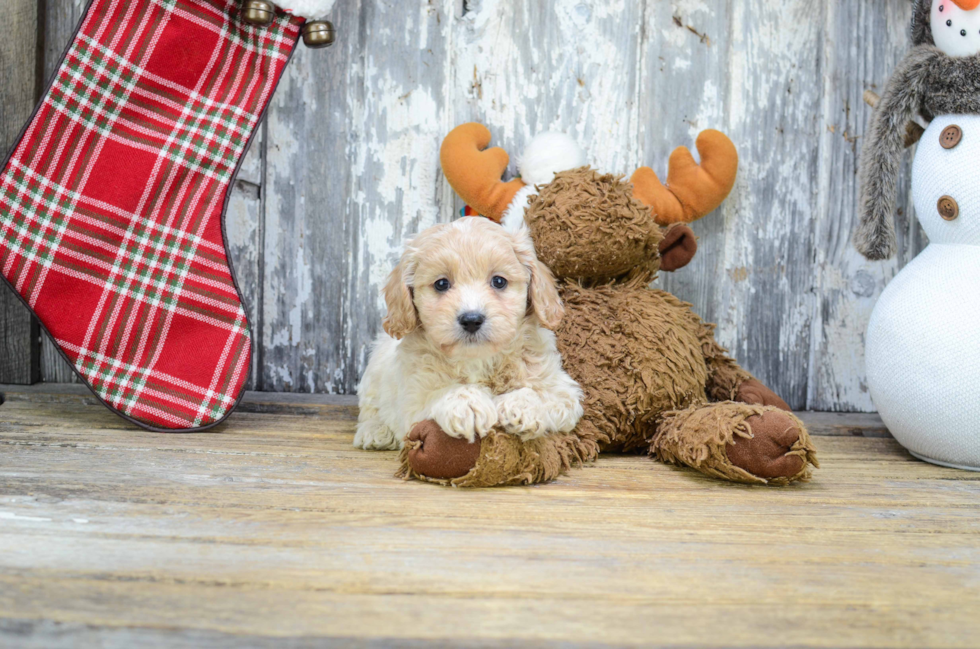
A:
[658,224,698,272]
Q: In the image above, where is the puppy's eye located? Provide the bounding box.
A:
[434,278,451,292]
[491,276,508,290]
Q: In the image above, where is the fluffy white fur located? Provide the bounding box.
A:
[501,132,585,233]
[518,131,585,186]
[281,0,336,18]
[354,217,583,451]
[501,185,538,233]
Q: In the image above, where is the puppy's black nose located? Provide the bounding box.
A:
[458,311,485,333]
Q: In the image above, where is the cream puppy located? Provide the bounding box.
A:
[354,217,583,450]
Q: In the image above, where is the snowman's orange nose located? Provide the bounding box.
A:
[951,0,980,10]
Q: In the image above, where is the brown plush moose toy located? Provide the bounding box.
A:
[397,123,818,487]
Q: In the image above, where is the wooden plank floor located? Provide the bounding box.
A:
[1,385,978,648]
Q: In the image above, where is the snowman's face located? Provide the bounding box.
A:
[931,1,980,57]
[912,115,980,246]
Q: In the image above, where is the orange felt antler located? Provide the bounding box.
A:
[440,123,526,223]
[630,130,738,226]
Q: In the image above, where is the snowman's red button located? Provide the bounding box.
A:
[940,125,962,149]
[938,195,959,221]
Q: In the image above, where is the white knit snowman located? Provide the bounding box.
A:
[864,0,980,470]
[930,0,980,55]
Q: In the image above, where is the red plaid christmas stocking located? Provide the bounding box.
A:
[0,0,330,431]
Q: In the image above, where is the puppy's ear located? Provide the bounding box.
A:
[382,253,419,340]
[512,228,563,330]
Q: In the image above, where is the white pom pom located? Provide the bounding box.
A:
[518,131,585,186]
[283,0,336,18]
[501,185,538,233]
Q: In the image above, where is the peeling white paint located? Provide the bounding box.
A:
[118,0,924,410]
[289,244,312,348]
[455,0,642,174]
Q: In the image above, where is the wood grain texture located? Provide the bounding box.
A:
[225,135,265,390]
[1,387,978,648]
[27,1,928,412]
[35,0,88,384]
[806,1,922,411]
[258,0,463,393]
[252,0,921,410]
[0,0,41,385]
[664,0,823,411]
[341,0,456,392]
[255,0,358,392]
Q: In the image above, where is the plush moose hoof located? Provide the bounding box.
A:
[405,420,481,480]
[736,378,792,411]
[726,410,805,480]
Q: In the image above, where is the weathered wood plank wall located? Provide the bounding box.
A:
[37,0,87,384]
[0,0,41,385]
[1,0,924,412]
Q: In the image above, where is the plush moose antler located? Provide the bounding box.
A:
[630,130,739,226]
[440,123,527,222]
[441,123,737,227]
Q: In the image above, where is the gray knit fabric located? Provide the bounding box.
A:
[855,3,980,260]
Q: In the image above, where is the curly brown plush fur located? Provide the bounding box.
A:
[402,166,817,487]
[527,172,815,483]
[700,322,755,402]
[653,403,817,485]
[397,427,598,488]
[401,145,817,487]
[525,167,663,281]
[554,274,708,452]
[856,2,980,260]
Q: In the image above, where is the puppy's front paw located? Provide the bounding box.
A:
[495,388,546,439]
[354,420,401,450]
[431,386,498,443]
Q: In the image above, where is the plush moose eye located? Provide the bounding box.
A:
[434,278,451,292]
[491,276,508,289]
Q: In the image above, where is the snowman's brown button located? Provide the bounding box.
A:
[940,125,962,149]
[938,195,959,221]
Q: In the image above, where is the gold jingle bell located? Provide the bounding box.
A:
[302,20,335,48]
[242,0,276,26]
